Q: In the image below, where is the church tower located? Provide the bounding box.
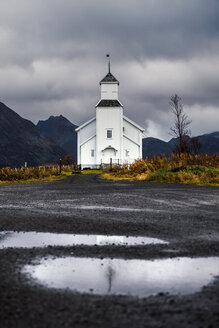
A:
[95,58,123,165]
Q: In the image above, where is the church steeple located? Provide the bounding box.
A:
[99,54,119,85]
[95,55,123,107]
[107,54,110,73]
[100,72,119,84]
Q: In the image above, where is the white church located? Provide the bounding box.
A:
[76,59,144,169]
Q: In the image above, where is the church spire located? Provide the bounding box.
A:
[106,54,110,73]
[100,55,119,85]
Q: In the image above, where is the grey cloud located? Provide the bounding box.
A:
[1,0,219,63]
[0,0,219,140]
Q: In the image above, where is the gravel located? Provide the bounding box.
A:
[0,174,219,328]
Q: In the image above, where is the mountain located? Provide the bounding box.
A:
[142,137,172,158]
[37,115,77,160]
[0,102,66,167]
[197,132,219,154]
[143,132,219,158]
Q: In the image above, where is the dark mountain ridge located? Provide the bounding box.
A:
[37,115,77,160]
[0,102,66,167]
[143,132,219,158]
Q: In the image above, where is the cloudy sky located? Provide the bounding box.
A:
[0,0,219,140]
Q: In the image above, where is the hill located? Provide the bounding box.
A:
[37,116,77,160]
[0,102,66,167]
[143,132,219,158]
[142,137,172,158]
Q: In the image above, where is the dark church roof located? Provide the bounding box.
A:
[96,99,123,108]
[100,72,119,84]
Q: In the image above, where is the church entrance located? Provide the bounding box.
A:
[102,146,117,164]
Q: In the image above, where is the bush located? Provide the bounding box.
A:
[0,165,74,182]
[106,154,219,185]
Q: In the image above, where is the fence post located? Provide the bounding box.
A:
[59,159,62,174]
[110,158,112,170]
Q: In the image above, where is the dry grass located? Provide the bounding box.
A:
[102,154,219,186]
[0,165,73,185]
[81,169,103,175]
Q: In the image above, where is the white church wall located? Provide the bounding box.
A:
[123,136,141,163]
[80,136,96,168]
[123,118,140,145]
[101,83,118,100]
[96,107,123,164]
[79,119,96,145]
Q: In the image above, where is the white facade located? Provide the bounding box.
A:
[76,70,144,168]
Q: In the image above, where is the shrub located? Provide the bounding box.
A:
[0,165,74,182]
[106,154,219,185]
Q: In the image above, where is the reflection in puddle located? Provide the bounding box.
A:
[0,231,168,248]
[23,257,219,297]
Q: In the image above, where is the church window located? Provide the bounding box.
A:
[91,149,95,157]
[107,129,112,139]
[125,150,130,157]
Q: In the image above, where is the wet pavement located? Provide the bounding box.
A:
[0,174,219,328]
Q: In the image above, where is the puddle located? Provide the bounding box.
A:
[0,231,168,248]
[23,256,219,297]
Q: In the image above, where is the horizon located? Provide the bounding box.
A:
[1,99,218,143]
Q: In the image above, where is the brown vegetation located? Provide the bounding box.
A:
[0,165,74,182]
[103,154,219,185]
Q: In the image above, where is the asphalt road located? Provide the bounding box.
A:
[0,174,218,328]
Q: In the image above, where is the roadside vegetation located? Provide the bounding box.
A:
[102,154,219,186]
[0,165,73,185]
[1,155,218,186]
[102,95,218,186]
[81,169,103,174]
